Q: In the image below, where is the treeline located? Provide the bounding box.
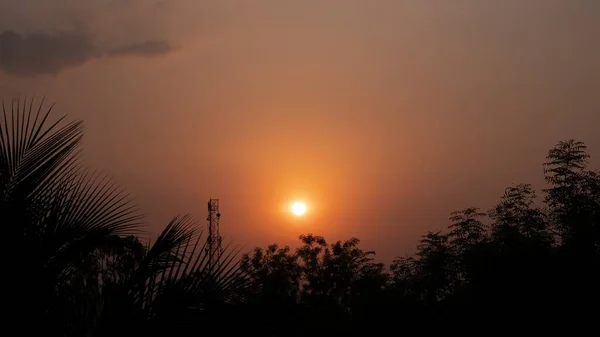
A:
[240,139,599,334]
[2,98,599,336]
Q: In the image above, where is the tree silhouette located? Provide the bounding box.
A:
[240,244,302,335]
[1,97,255,336]
[489,184,552,245]
[544,139,600,252]
[3,95,600,336]
[241,244,301,305]
[0,97,143,335]
[94,215,256,337]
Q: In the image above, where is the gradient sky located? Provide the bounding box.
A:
[1,0,599,261]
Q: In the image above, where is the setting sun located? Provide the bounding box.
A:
[291,201,307,216]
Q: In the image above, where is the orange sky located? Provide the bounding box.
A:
[1,0,599,261]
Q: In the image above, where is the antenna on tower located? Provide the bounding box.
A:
[206,198,222,269]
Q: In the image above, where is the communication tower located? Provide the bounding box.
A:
[206,198,222,268]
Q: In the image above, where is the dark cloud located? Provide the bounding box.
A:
[108,40,174,57]
[0,30,99,77]
[0,30,176,78]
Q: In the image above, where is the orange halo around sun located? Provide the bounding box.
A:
[290,201,307,216]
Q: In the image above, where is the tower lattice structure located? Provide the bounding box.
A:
[206,198,222,268]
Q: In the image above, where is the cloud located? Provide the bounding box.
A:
[0,30,99,77]
[0,30,176,78]
[0,0,187,78]
[108,40,174,57]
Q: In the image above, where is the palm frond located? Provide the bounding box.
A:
[0,96,144,334]
[142,214,197,271]
[96,215,257,334]
[0,96,82,204]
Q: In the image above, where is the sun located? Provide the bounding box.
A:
[291,201,307,216]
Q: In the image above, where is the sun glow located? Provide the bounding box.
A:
[291,201,307,216]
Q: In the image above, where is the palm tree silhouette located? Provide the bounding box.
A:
[0,97,255,336]
[1,96,143,334]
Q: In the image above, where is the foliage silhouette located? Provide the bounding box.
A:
[1,97,255,337]
[241,138,600,335]
[2,97,599,336]
[1,97,143,335]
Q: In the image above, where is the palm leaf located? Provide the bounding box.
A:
[95,215,257,335]
[0,96,143,334]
